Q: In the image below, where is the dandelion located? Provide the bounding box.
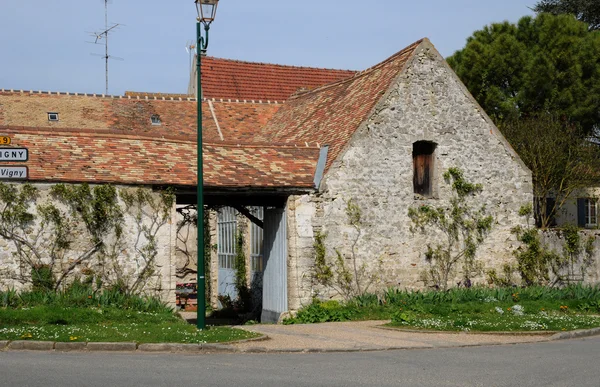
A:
[69,336,78,341]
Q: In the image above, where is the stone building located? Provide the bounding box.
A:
[0,38,535,321]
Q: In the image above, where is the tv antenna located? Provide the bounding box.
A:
[86,0,124,95]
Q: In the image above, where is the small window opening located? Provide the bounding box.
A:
[585,198,597,227]
[150,114,161,126]
[413,141,436,197]
[48,112,59,122]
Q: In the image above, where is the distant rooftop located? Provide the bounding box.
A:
[189,56,357,102]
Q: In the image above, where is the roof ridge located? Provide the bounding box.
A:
[204,56,357,73]
[211,141,321,149]
[0,90,283,104]
[287,38,425,100]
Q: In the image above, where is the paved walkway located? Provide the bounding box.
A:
[230,320,552,352]
[180,313,556,353]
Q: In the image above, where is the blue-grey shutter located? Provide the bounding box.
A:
[577,198,586,227]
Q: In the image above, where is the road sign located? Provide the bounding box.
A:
[0,166,28,180]
[0,148,28,162]
[0,137,11,145]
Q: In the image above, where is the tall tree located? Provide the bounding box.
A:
[534,0,600,30]
[447,13,600,134]
[499,114,600,228]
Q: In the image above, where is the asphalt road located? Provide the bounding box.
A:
[1,337,599,387]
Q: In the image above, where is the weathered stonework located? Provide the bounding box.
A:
[286,42,533,309]
[0,183,178,306]
[540,229,600,284]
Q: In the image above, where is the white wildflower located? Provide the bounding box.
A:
[512,304,525,316]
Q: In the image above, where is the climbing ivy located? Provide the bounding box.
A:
[408,168,493,290]
[312,199,382,300]
[0,182,174,295]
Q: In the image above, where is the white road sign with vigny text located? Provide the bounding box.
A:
[0,166,28,180]
[0,148,28,162]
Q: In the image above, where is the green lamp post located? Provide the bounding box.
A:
[193,0,219,330]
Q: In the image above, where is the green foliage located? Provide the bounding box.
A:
[0,183,174,296]
[283,300,353,324]
[286,285,600,330]
[52,183,123,245]
[534,0,600,30]
[443,167,482,197]
[500,114,600,228]
[553,224,595,284]
[512,220,596,286]
[512,226,557,286]
[313,231,333,285]
[447,13,600,134]
[119,187,176,294]
[234,228,251,312]
[486,264,516,287]
[0,288,259,343]
[409,168,493,290]
[311,199,382,300]
[31,264,55,292]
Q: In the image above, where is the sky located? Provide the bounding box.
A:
[0,1,535,96]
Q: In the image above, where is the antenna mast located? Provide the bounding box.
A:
[87,0,123,95]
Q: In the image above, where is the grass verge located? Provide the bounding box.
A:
[284,285,600,332]
[0,288,260,343]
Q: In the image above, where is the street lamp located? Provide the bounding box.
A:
[193,0,219,330]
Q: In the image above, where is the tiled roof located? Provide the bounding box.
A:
[200,57,357,102]
[259,39,424,172]
[0,91,280,143]
[0,126,319,189]
[124,91,189,98]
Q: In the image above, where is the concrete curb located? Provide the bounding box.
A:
[8,341,55,351]
[2,327,599,354]
[55,342,87,351]
[137,343,202,353]
[86,342,138,352]
[376,325,556,336]
[549,327,600,341]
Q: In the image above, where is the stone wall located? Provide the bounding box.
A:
[540,229,600,284]
[287,42,533,310]
[0,183,178,306]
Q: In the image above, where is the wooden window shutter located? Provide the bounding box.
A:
[413,141,436,197]
[413,153,432,196]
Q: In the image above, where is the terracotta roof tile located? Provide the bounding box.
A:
[0,92,280,143]
[0,126,319,189]
[201,57,357,102]
[259,39,424,172]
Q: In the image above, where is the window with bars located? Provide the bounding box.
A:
[250,207,264,273]
[217,206,265,272]
[217,207,237,270]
